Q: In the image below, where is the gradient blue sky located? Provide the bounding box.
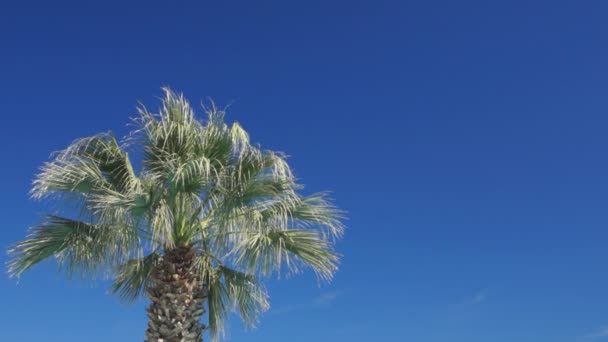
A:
[2,1,608,341]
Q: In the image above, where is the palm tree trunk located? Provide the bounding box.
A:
[145,246,207,342]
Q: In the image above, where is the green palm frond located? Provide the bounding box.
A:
[166,155,215,194]
[207,269,229,341]
[231,229,339,281]
[62,134,140,194]
[218,266,269,324]
[206,192,343,257]
[149,198,175,245]
[289,193,345,239]
[112,252,160,302]
[137,89,206,177]
[8,215,138,277]
[229,122,250,156]
[199,119,233,164]
[32,133,140,199]
[207,266,269,342]
[31,156,110,199]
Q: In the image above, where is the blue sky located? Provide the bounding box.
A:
[1,0,608,341]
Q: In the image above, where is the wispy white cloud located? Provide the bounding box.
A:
[471,290,487,304]
[271,290,343,315]
[454,290,487,307]
[313,290,341,307]
[585,326,608,340]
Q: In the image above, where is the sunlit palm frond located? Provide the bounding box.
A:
[209,149,298,224]
[198,110,233,166]
[206,265,269,342]
[149,198,175,246]
[32,133,141,200]
[166,155,215,194]
[207,268,229,342]
[8,215,138,277]
[138,89,206,179]
[112,252,160,302]
[218,266,269,324]
[289,193,345,239]
[229,122,250,156]
[231,229,339,281]
[206,191,342,259]
[31,156,110,200]
[63,133,140,194]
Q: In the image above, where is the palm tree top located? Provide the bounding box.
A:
[8,88,344,341]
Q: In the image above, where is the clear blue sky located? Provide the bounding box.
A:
[1,1,608,341]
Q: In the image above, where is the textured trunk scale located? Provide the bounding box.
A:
[146,246,207,342]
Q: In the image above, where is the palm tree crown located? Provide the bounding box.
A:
[9,89,344,340]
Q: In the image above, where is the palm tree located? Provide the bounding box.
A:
[8,89,344,342]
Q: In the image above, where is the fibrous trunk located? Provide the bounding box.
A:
[145,246,207,342]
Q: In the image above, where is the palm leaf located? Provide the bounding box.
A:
[32,133,140,199]
[218,266,269,324]
[112,252,160,302]
[8,215,137,277]
[232,229,339,281]
[206,265,269,342]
